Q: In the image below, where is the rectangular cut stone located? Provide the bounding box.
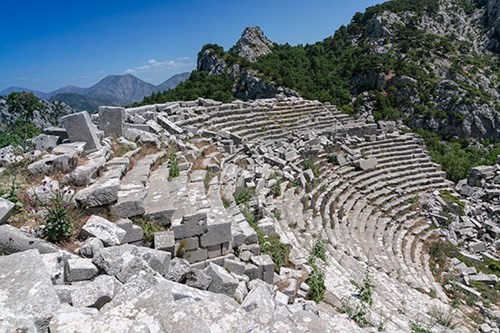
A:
[184,248,208,264]
[171,213,208,239]
[154,231,175,256]
[61,111,102,152]
[157,115,184,134]
[251,255,275,284]
[200,221,232,247]
[98,106,125,137]
[206,244,222,259]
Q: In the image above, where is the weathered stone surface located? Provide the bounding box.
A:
[357,158,378,171]
[165,257,191,283]
[75,177,120,207]
[79,237,105,258]
[186,268,213,290]
[0,250,60,332]
[241,284,276,312]
[224,258,246,276]
[32,133,60,151]
[99,106,125,137]
[65,258,99,282]
[0,224,60,254]
[48,307,99,333]
[204,262,239,296]
[0,197,15,225]
[200,221,232,247]
[80,215,126,246]
[41,252,68,285]
[52,142,86,156]
[28,153,76,175]
[92,244,170,279]
[61,111,102,152]
[116,218,144,244]
[251,255,275,284]
[154,230,175,255]
[72,275,122,309]
[68,156,106,186]
[171,212,208,239]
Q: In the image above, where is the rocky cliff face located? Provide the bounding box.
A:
[197,30,298,100]
[0,92,74,129]
[347,0,500,140]
[232,26,274,62]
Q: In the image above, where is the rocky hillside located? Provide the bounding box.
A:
[0,96,498,332]
[145,0,499,142]
[0,92,74,148]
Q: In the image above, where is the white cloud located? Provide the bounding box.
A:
[125,58,193,74]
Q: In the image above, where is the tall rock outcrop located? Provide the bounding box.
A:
[232,26,274,62]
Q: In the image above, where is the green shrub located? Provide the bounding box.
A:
[310,239,327,263]
[234,187,256,205]
[307,260,326,302]
[409,321,433,333]
[302,158,320,177]
[327,155,339,165]
[36,182,77,243]
[222,197,232,209]
[168,154,180,180]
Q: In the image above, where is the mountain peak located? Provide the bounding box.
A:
[233,26,274,62]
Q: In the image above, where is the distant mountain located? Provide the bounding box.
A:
[49,93,111,113]
[1,72,191,111]
[84,74,157,106]
[0,87,49,100]
[48,85,86,97]
[156,72,190,92]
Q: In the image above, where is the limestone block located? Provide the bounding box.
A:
[251,255,275,284]
[204,263,239,296]
[117,219,144,244]
[65,258,99,282]
[80,215,126,246]
[98,106,125,137]
[61,111,102,152]
[154,230,175,255]
[0,250,61,333]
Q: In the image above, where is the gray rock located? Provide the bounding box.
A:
[54,285,76,304]
[28,153,76,175]
[357,158,378,171]
[72,275,122,309]
[79,237,105,258]
[31,134,60,151]
[99,106,125,137]
[0,224,60,254]
[68,156,106,186]
[44,126,68,140]
[52,142,86,156]
[75,177,120,207]
[41,252,68,285]
[61,111,102,152]
[154,230,175,255]
[48,306,99,333]
[92,244,170,279]
[224,258,246,276]
[80,215,126,246]
[204,262,239,296]
[251,254,275,284]
[0,197,15,225]
[65,258,99,282]
[200,221,232,247]
[165,257,191,283]
[0,250,60,332]
[241,284,275,312]
[116,218,144,244]
[186,268,213,290]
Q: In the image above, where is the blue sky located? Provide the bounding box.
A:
[0,0,383,92]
